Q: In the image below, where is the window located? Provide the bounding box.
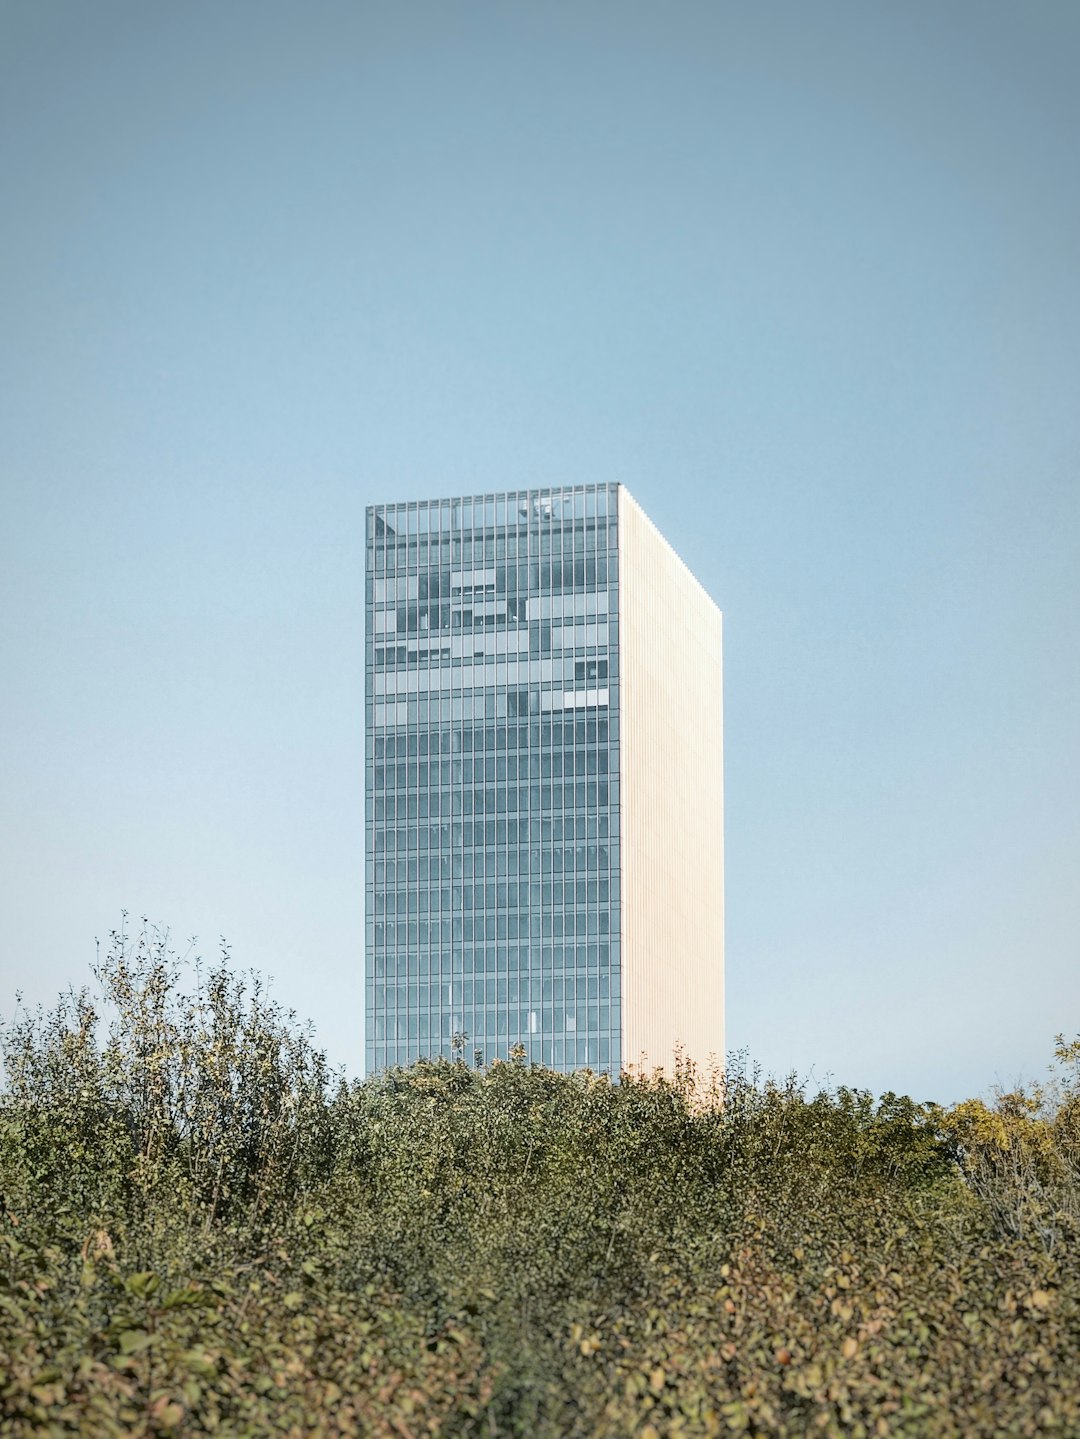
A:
[574,658,608,683]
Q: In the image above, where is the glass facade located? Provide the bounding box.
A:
[365,483,621,1075]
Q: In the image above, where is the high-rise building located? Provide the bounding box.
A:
[365,483,723,1077]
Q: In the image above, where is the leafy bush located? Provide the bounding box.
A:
[1,923,1078,1436]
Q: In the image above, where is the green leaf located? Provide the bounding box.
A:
[182,1350,218,1376]
[124,1271,159,1299]
[118,1329,153,1354]
[161,1286,204,1310]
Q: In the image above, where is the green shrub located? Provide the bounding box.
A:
[1,924,1077,1436]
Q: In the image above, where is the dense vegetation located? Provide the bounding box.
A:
[2,924,1078,1437]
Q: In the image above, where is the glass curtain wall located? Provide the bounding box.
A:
[364,484,621,1075]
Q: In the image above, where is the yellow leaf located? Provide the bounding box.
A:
[649,1366,665,1393]
[842,1338,858,1359]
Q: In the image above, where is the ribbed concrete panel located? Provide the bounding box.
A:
[617,487,724,1076]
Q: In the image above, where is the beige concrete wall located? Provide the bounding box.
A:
[617,487,724,1077]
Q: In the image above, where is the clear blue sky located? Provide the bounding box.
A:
[2,0,1077,1102]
